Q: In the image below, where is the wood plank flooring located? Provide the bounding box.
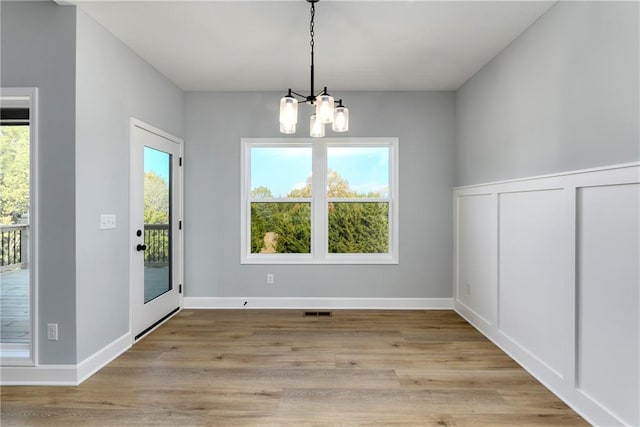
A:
[1,310,587,426]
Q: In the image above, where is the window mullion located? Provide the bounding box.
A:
[312,141,327,259]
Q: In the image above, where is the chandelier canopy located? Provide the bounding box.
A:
[279,0,349,137]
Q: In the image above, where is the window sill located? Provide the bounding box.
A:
[241,254,399,265]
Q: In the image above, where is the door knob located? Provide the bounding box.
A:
[136,244,147,252]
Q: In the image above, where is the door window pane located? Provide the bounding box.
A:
[143,146,171,303]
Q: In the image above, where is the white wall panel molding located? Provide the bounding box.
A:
[454,193,497,329]
[498,189,565,377]
[455,162,640,191]
[576,183,639,426]
[453,162,640,427]
[184,297,453,310]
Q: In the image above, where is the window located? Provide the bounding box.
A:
[249,145,312,256]
[241,138,398,264]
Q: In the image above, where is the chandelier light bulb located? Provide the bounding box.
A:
[316,89,335,124]
[332,104,349,132]
[280,121,296,134]
[310,114,325,137]
[279,94,298,128]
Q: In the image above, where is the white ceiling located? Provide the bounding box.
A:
[64,0,556,92]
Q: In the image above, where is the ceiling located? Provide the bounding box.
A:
[61,0,556,92]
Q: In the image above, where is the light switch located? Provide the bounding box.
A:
[99,214,116,230]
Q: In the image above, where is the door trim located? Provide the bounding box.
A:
[129,118,183,343]
[0,87,38,366]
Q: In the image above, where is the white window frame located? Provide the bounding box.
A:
[241,137,399,264]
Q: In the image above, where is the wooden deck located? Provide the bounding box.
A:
[1,310,587,426]
[0,267,170,346]
[0,268,30,344]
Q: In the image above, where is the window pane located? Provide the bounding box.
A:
[327,147,389,198]
[328,202,389,253]
[251,202,311,254]
[251,147,312,198]
[143,146,172,304]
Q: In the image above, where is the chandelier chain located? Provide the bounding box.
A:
[310,2,315,55]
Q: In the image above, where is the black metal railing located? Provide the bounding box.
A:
[1,224,171,268]
[1,224,28,271]
[144,224,170,266]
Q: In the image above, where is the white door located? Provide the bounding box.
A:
[131,120,182,340]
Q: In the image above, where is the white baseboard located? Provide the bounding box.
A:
[0,332,131,386]
[76,332,131,384]
[184,297,453,310]
[0,364,77,385]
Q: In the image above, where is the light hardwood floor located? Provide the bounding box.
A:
[1,310,587,426]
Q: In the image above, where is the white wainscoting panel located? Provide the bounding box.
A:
[453,163,640,427]
[576,183,640,426]
[455,194,497,327]
[498,190,565,377]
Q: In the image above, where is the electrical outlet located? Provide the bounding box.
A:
[47,323,58,341]
[267,273,274,284]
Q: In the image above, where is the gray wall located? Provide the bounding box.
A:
[1,1,78,364]
[4,0,635,366]
[184,91,455,299]
[456,1,640,186]
[75,10,184,360]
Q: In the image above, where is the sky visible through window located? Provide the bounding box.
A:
[251,146,389,197]
[328,147,389,197]
[144,146,170,181]
[251,147,311,197]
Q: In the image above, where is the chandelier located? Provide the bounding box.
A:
[279,0,349,137]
